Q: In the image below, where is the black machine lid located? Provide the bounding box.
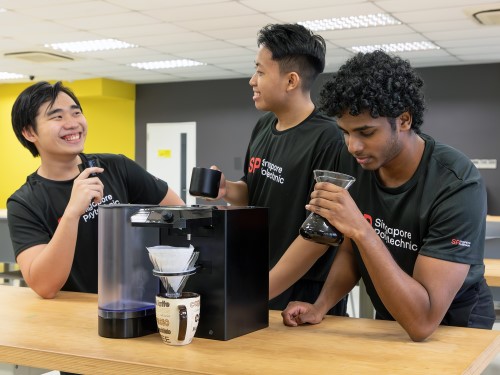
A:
[130,205,214,228]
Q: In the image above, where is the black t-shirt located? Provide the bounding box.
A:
[242,109,344,281]
[338,133,494,327]
[7,153,169,293]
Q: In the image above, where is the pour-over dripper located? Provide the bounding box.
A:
[147,245,199,298]
[153,268,197,298]
[299,170,356,246]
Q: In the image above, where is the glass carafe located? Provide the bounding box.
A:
[299,170,355,246]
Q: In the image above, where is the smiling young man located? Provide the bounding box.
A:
[213,23,347,315]
[7,81,184,299]
[274,51,495,341]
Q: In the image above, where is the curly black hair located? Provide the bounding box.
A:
[257,23,326,91]
[319,50,425,133]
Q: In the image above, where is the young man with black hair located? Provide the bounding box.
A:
[275,50,495,341]
[214,23,347,315]
[8,81,184,299]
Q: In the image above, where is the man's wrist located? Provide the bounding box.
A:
[61,208,82,223]
[350,218,375,244]
[313,298,332,317]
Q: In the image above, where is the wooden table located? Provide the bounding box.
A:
[1,286,500,374]
[485,258,500,287]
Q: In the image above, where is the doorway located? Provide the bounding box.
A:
[146,122,196,205]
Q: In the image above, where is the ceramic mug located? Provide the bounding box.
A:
[155,292,200,345]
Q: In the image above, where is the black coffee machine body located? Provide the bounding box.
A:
[97,204,269,341]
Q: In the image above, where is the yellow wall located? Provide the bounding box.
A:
[0,78,135,209]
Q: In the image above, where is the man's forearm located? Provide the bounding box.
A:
[313,242,359,315]
[224,180,249,206]
[20,212,80,298]
[269,236,328,300]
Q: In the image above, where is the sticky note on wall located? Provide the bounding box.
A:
[158,149,172,158]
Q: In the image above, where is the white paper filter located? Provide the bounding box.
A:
[146,245,195,272]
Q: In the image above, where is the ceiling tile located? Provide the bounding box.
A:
[1,0,499,83]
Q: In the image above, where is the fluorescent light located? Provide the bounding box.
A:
[299,13,400,31]
[130,59,206,70]
[351,41,440,53]
[0,72,25,80]
[0,8,7,13]
[45,39,136,53]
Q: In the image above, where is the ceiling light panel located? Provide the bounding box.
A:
[45,39,137,53]
[299,13,401,31]
[130,59,206,70]
[318,24,413,42]
[0,71,25,80]
[350,41,440,53]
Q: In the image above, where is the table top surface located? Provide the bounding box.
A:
[0,285,499,375]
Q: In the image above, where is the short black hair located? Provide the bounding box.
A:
[319,50,425,133]
[257,23,326,91]
[11,81,83,157]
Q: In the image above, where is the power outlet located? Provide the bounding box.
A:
[471,159,497,169]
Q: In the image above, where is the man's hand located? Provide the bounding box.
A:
[306,182,369,242]
[208,165,249,206]
[209,165,227,200]
[65,167,104,218]
[281,301,324,327]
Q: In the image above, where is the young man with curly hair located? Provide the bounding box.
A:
[274,50,495,341]
[213,23,347,315]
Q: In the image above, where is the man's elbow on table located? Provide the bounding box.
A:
[25,279,61,299]
[402,319,439,342]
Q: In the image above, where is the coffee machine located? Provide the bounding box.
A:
[97,204,269,341]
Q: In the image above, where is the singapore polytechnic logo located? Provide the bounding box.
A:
[451,238,471,247]
[248,157,284,184]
